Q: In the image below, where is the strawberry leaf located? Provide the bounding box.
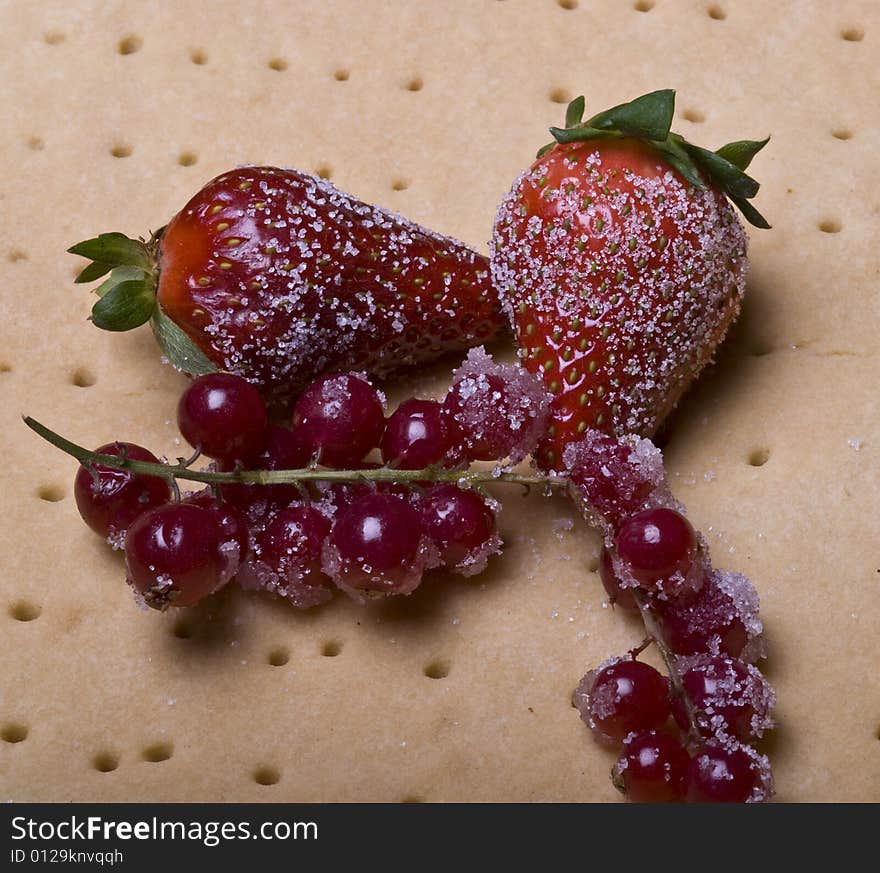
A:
[90,280,156,331]
[682,143,760,200]
[543,89,771,229]
[653,136,706,190]
[549,125,608,145]
[74,261,112,284]
[150,308,217,376]
[715,137,770,171]
[587,89,675,142]
[728,194,771,229]
[94,265,148,298]
[565,96,586,128]
[68,232,152,271]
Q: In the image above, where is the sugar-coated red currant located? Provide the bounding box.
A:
[599,547,638,612]
[685,741,771,803]
[441,347,550,463]
[124,503,231,609]
[565,432,666,531]
[259,423,311,504]
[292,373,385,468]
[323,492,428,596]
[219,424,310,518]
[183,490,251,562]
[257,503,332,587]
[443,374,517,461]
[314,461,382,512]
[672,656,775,741]
[613,730,690,802]
[316,463,421,529]
[615,508,697,594]
[381,399,457,470]
[74,442,172,543]
[177,372,268,462]
[261,422,310,469]
[576,658,671,742]
[658,570,763,660]
[419,484,499,574]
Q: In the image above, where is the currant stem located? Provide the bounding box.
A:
[628,636,653,659]
[23,416,565,491]
[632,587,702,745]
[26,413,703,747]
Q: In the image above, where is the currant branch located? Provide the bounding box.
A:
[23,416,564,492]
[632,588,703,745]
[25,413,708,754]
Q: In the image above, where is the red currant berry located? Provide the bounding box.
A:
[314,461,382,513]
[262,422,310,469]
[74,442,172,543]
[685,741,772,803]
[323,492,430,596]
[124,503,232,609]
[322,463,418,510]
[599,547,638,612]
[613,730,690,803]
[441,347,550,463]
[442,372,511,461]
[177,373,268,462]
[615,508,698,595]
[575,658,671,743]
[261,423,310,505]
[291,373,385,468]
[564,432,667,531]
[219,424,309,518]
[257,504,332,588]
[419,484,500,575]
[658,570,763,661]
[381,399,457,470]
[183,490,251,562]
[672,656,775,741]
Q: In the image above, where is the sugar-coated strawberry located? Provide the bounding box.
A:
[70,167,505,397]
[491,90,769,468]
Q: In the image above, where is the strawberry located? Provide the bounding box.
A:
[490,90,769,469]
[69,167,504,397]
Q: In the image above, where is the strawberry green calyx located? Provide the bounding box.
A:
[537,89,771,228]
[70,231,158,327]
[68,231,217,375]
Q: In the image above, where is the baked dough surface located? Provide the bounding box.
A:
[1,0,877,801]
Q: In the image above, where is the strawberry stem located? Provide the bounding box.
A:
[69,232,159,331]
[539,89,771,228]
[69,228,218,375]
